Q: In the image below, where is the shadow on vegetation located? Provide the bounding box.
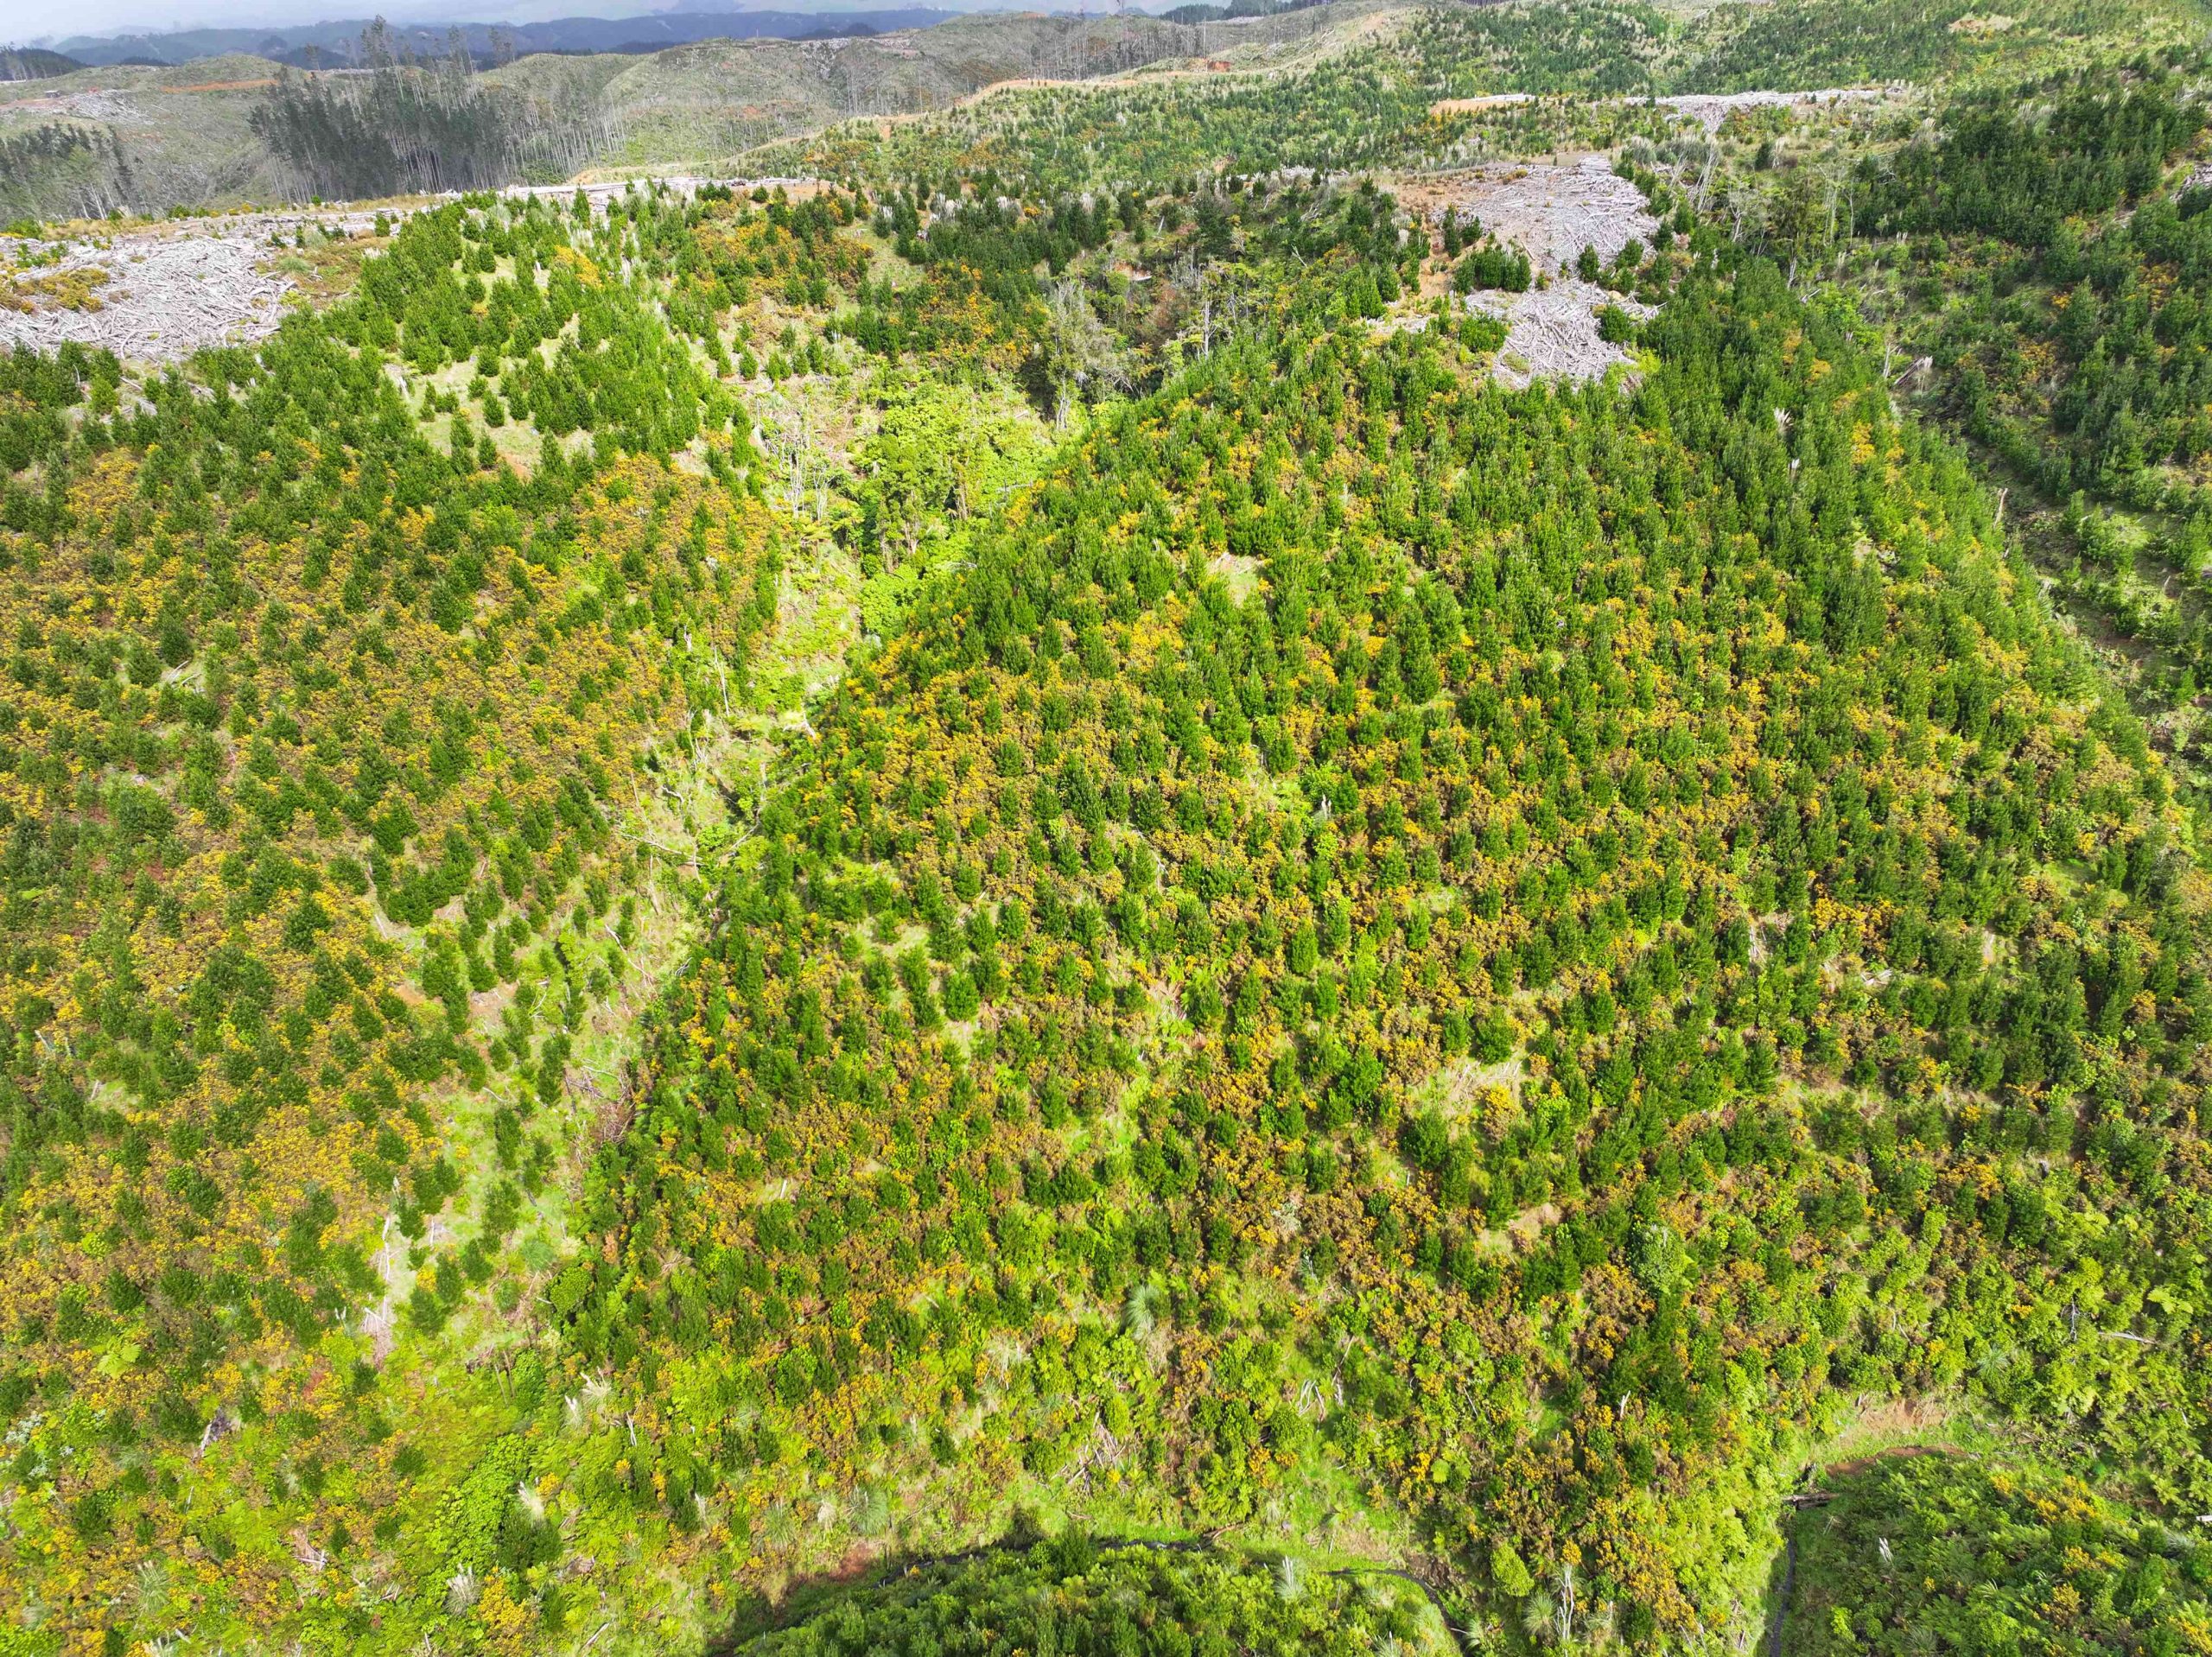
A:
[707,1511,1477,1654]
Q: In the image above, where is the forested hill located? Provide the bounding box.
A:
[1,4,2211,1653]
[575,248,2211,1646]
[0,50,83,81]
[4,166,2202,1654]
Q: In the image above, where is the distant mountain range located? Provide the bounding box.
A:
[31,10,957,67]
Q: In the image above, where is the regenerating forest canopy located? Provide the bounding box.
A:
[1,1,2211,1653]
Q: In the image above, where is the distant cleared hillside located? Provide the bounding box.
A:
[0,56,298,220]
[0,6,1330,218]
[8,0,2195,219]
[575,10,1282,170]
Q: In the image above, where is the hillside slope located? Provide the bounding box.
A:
[0,56,297,221]
[3,6,2212,1655]
[2,151,2207,1654]
[0,8,1353,219]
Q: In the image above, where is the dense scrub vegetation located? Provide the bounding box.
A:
[739,1536,1452,1657]
[1860,62,2211,511]
[0,186,806,1648]
[575,240,2209,1647]
[3,4,2212,1653]
[1675,0,2198,93]
[1797,52,2212,831]
[1782,1452,2212,1655]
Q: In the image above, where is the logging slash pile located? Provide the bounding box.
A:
[1413,155,1660,385]
[1654,86,1894,135]
[0,178,817,363]
[1440,156,1657,275]
[1463,276,1654,386]
[0,227,296,359]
